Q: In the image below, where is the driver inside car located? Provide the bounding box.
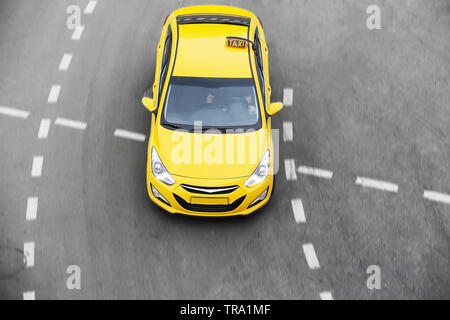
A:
[228,89,258,122]
[190,89,232,126]
[244,94,257,115]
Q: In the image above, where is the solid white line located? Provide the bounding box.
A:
[23,291,36,300]
[291,198,306,223]
[114,129,146,142]
[59,53,73,71]
[355,176,399,193]
[0,106,29,119]
[26,197,38,221]
[283,121,293,142]
[283,88,293,107]
[84,1,98,14]
[298,166,333,179]
[48,85,61,103]
[302,243,320,269]
[37,119,51,139]
[31,156,43,178]
[24,242,35,268]
[55,118,87,130]
[284,159,297,181]
[423,190,450,204]
[72,25,85,40]
[320,291,334,300]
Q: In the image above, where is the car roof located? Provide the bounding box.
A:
[172,5,255,18]
[172,23,252,79]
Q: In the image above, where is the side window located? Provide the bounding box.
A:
[254,29,266,107]
[254,29,264,72]
[158,27,172,105]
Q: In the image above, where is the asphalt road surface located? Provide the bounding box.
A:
[1,0,449,300]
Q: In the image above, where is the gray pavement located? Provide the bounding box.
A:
[0,0,449,299]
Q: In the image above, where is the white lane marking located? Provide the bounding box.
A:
[283,121,293,142]
[55,118,87,130]
[31,156,43,178]
[23,291,36,300]
[26,197,38,221]
[37,119,51,139]
[423,190,450,204]
[84,1,98,14]
[114,129,146,142]
[59,53,73,71]
[48,85,61,103]
[320,291,334,300]
[284,159,297,181]
[291,198,306,223]
[283,88,293,107]
[302,243,320,269]
[298,166,333,179]
[0,106,29,119]
[355,176,399,193]
[24,242,35,268]
[72,25,85,40]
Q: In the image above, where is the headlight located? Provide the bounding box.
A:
[244,150,270,187]
[151,147,175,185]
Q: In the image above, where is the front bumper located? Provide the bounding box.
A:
[147,173,273,217]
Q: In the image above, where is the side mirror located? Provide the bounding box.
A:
[142,97,156,112]
[142,86,156,112]
[267,102,283,116]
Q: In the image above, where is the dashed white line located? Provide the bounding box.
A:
[55,118,87,130]
[114,129,146,142]
[320,291,334,300]
[0,106,29,119]
[26,197,38,221]
[23,291,36,300]
[37,119,51,139]
[423,190,450,204]
[59,53,73,71]
[283,121,293,142]
[72,25,85,40]
[31,156,43,178]
[24,242,35,268]
[283,88,293,107]
[84,1,98,14]
[48,85,61,103]
[298,166,333,179]
[284,159,297,181]
[302,243,320,270]
[291,198,306,223]
[355,176,399,193]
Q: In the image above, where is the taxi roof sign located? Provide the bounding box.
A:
[226,37,248,49]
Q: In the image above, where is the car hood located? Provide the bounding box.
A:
[152,126,269,180]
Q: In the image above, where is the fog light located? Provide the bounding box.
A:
[151,184,170,206]
[249,188,268,208]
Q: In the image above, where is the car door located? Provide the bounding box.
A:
[157,26,172,107]
[145,25,173,108]
[254,28,267,112]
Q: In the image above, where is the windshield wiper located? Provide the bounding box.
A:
[189,127,235,133]
[162,122,183,130]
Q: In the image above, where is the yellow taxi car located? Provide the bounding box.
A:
[141,5,283,216]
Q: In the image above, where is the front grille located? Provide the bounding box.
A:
[176,14,251,27]
[174,194,245,213]
[181,184,239,195]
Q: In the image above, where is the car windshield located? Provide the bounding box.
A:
[162,77,261,131]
